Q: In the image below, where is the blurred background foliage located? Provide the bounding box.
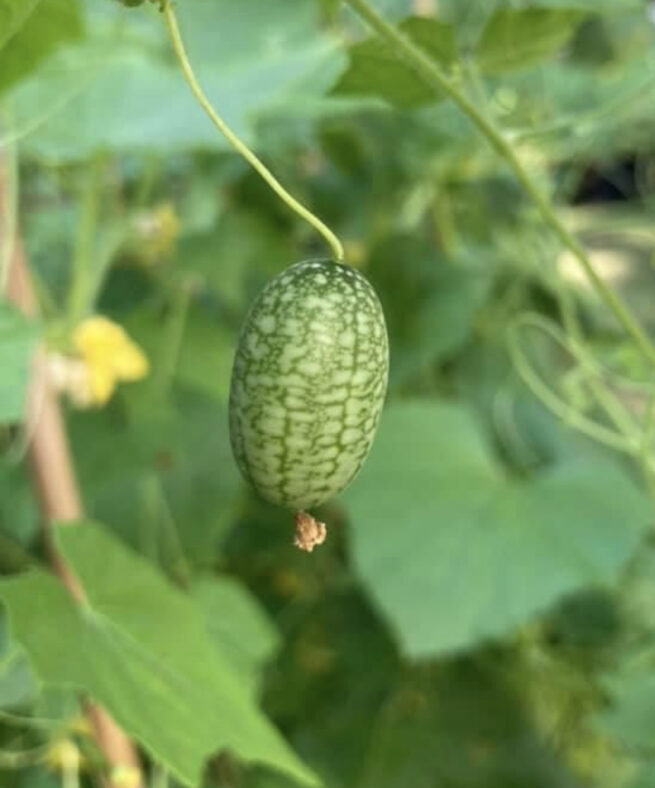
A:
[1,0,655,786]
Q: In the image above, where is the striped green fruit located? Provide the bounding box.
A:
[229,259,388,512]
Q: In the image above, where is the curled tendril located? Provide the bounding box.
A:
[507,312,642,456]
[0,743,51,769]
[161,1,344,262]
[491,382,542,468]
[0,706,71,731]
[0,709,84,783]
[515,313,655,394]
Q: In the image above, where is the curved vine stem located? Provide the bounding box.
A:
[342,0,655,370]
[507,316,637,455]
[162,1,344,262]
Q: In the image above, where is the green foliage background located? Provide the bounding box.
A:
[1,0,655,786]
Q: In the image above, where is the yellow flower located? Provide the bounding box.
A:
[45,739,82,774]
[110,765,142,788]
[69,316,149,407]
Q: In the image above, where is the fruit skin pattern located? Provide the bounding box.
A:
[229,259,389,511]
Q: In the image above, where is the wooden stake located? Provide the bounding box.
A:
[1,154,144,788]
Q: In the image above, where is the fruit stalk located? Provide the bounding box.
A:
[161,0,344,262]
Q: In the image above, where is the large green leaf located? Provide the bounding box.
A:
[475,8,585,74]
[176,211,296,316]
[6,0,341,161]
[0,301,39,425]
[0,0,82,96]
[0,0,41,51]
[0,522,316,787]
[597,670,655,751]
[332,17,456,108]
[343,401,651,658]
[262,588,401,788]
[174,309,235,405]
[333,8,586,108]
[356,656,585,788]
[0,618,37,709]
[190,576,280,695]
[495,54,655,162]
[366,237,489,388]
[69,391,242,568]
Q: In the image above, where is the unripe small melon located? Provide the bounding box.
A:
[229,259,388,512]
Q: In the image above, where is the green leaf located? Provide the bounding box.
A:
[367,238,488,387]
[0,648,37,708]
[475,8,585,75]
[332,17,456,108]
[263,589,400,788]
[596,668,655,752]
[0,0,83,96]
[0,522,316,787]
[190,576,280,695]
[0,301,39,425]
[343,401,651,658]
[177,212,296,316]
[0,0,41,51]
[0,619,37,709]
[69,391,242,568]
[7,0,340,162]
[356,656,584,788]
[174,309,235,405]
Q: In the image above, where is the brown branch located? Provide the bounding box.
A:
[1,155,144,788]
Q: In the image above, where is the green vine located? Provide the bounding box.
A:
[507,313,642,456]
[161,1,344,262]
[342,0,655,371]
[342,0,655,492]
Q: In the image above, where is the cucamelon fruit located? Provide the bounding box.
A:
[228,259,389,550]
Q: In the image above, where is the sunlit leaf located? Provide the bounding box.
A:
[0,0,82,96]
[597,670,655,751]
[0,0,42,51]
[191,576,280,694]
[0,522,316,786]
[6,0,340,161]
[357,656,582,788]
[343,401,651,657]
[475,8,585,74]
[332,17,456,108]
[0,619,37,709]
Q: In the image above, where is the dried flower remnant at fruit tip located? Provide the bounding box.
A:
[294,512,327,552]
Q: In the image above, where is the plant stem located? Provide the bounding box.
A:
[0,111,17,294]
[162,1,344,262]
[0,155,145,788]
[507,322,635,455]
[156,278,192,396]
[67,159,102,330]
[342,0,655,369]
[0,744,49,769]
